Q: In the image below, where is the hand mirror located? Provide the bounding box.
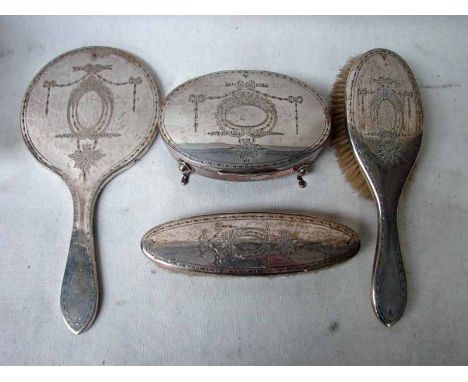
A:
[21,46,161,334]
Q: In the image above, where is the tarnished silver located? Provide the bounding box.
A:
[141,213,360,275]
[160,71,330,186]
[345,49,423,326]
[21,47,161,334]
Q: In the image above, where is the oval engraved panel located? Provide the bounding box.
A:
[347,49,423,165]
[22,47,161,183]
[226,105,268,128]
[161,71,329,179]
[77,91,103,129]
[141,213,360,275]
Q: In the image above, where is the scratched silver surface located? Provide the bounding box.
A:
[160,70,330,187]
[20,46,161,334]
[345,49,423,327]
[142,212,360,275]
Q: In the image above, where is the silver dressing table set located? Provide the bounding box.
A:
[21,46,422,334]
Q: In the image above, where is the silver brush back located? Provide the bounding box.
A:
[345,49,423,326]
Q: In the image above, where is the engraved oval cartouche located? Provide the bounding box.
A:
[141,212,360,275]
[160,71,330,186]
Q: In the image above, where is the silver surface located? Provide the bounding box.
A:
[346,49,423,326]
[142,212,360,275]
[161,70,329,185]
[1,16,468,365]
[20,46,161,334]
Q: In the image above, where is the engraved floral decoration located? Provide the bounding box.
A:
[233,137,266,162]
[68,144,105,176]
[43,62,143,179]
[198,224,298,266]
[189,75,304,163]
[276,229,297,254]
[376,140,403,165]
[357,75,417,165]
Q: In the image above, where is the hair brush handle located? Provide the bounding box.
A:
[372,206,407,327]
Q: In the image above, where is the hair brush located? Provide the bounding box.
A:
[330,49,423,326]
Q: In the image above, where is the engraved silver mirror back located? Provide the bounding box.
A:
[21,46,161,334]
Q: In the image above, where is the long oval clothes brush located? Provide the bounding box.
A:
[330,49,423,326]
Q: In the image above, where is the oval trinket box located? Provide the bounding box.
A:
[160,71,330,187]
[141,213,360,275]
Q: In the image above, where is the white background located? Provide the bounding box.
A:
[1,16,467,365]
